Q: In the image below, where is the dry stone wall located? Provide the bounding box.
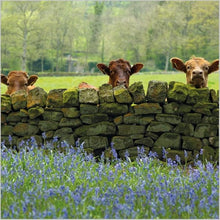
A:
[1,80,219,163]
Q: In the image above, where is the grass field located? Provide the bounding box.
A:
[1,139,219,219]
[1,72,219,93]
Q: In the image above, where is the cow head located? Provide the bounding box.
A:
[1,71,38,95]
[170,57,219,88]
[97,58,143,88]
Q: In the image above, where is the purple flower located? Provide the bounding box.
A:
[111,147,118,160]
[8,135,13,145]
[162,147,168,159]
[200,149,204,155]
[184,150,188,158]
[175,154,181,164]
[148,151,158,158]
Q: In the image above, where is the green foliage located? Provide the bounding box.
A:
[1,1,219,72]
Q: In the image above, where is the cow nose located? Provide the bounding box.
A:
[193,70,203,76]
[116,80,126,86]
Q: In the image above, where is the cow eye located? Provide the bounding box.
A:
[186,66,191,70]
[204,66,209,71]
[24,83,28,86]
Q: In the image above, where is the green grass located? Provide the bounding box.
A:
[1,72,219,93]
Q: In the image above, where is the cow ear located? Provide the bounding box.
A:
[170,57,186,73]
[97,63,110,75]
[1,74,8,85]
[208,59,219,74]
[131,63,144,75]
[28,75,38,86]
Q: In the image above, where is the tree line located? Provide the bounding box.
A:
[1,1,219,74]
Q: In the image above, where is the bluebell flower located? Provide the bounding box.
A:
[148,151,158,158]
[175,154,181,164]
[200,148,204,155]
[162,147,168,159]
[111,147,118,160]
[8,135,13,145]
[184,150,188,158]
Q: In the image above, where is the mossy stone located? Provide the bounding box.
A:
[113,85,133,104]
[13,123,39,136]
[111,136,133,150]
[155,114,181,125]
[63,87,79,106]
[134,103,162,115]
[186,87,210,104]
[99,84,114,103]
[202,145,216,161]
[134,137,154,147]
[28,106,44,119]
[54,127,73,138]
[1,125,14,135]
[7,112,21,122]
[79,136,108,150]
[1,95,12,113]
[174,123,194,136]
[147,80,168,103]
[147,121,173,133]
[182,136,202,150]
[61,107,80,118]
[154,133,181,150]
[128,82,145,104]
[167,82,188,103]
[42,111,63,121]
[59,118,82,128]
[210,89,218,103]
[27,87,47,109]
[163,102,179,114]
[11,90,27,110]
[80,114,108,124]
[80,104,98,115]
[183,113,202,124]
[74,122,116,136]
[46,89,66,107]
[79,88,99,104]
[118,125,145,135]
[39,121,59,132]
[194,124,217,138]
[99,103,128,116]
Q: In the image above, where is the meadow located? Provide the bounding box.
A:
[1,136,219,219]
[1,72,219,93]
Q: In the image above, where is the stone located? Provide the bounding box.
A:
[7,112,21,122]
[113,85,133,104]
[154,133,181,150]
[114,116,123,125]
[42,111,63,121]
[173,123,194,136]
[192,103,218,116]
[74,122,116,136]
[182,136,202,150]
[130,134,144,139]
[202,145,216,161]
[79,88,99,104]
[128,82,145,104]
[134,103,162,115]
[134,137,154,147]
[186,87,210,104]
[155,114,181,125]
[146,80,168,103]
[209,137,219,148]
[167,82,188,103]
[212,108,219,117]
[118,125,145,136]
[28,106,44,119]
[11,90,27,110]
[111,136,133,150]
[183,113,202,124]
[178,104,192,114]
[63,87,79,106]
[145,132,159,140]
[59,118,82,128]
[54,127,73,138]
[99,103,128,116]
[194,124,217,138]
[1,113,7,124]
[27,87,47,108]
[79,136,108,150]
[163,102,179,114]
[46,89,66,107]
[147,121,173,133]
[202,116,219,125]
[80,104,98,115]
[43,131,54,139]
[1,135,18,147]
[1,95,12,113]
[123,113,141,124]
[210,89,218,103]
[1,125,13,135]
[80,114,108,124]
[13,123,39,136]
[39,121,59,132]
[99,84,114,103]
[60,134,75,147]
[61,107,80,118]
[19,109,29,118]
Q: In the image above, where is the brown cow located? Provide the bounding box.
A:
[97,58,144,88]
[1,71,38,95]
[170,56,219,88]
